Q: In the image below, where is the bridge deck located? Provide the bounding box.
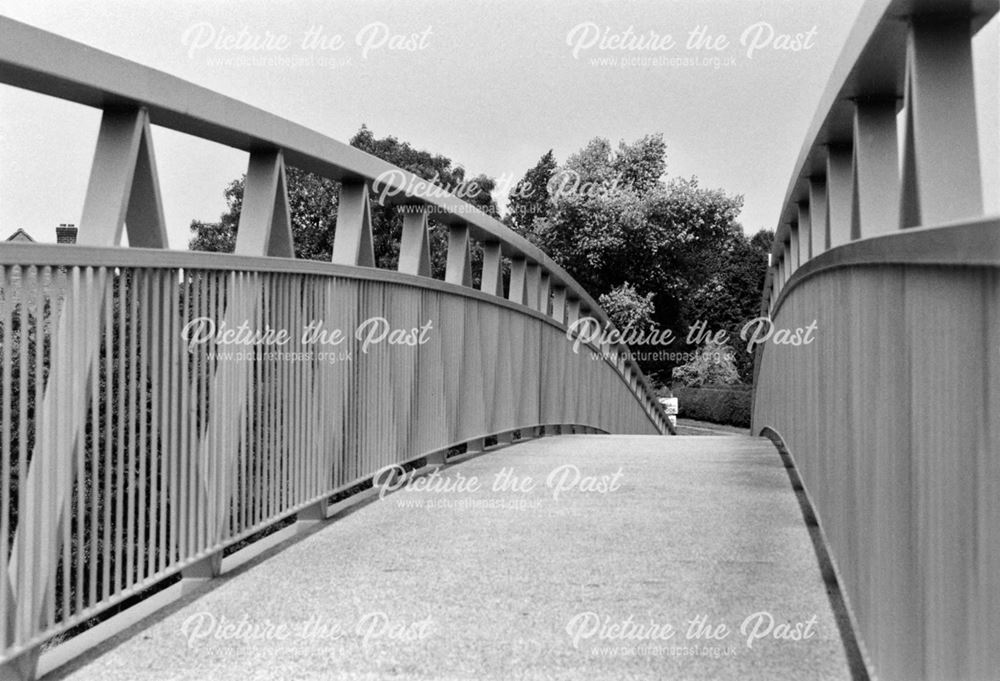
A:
[51,435,853,681]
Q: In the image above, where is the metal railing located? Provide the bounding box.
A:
[0,16,668,679]
[753,1,999,679]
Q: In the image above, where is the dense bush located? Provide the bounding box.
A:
[670,384,752,428]
[671,339,741,387]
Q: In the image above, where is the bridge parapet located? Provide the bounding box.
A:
[754,1,999,679]
[0,17,666,679]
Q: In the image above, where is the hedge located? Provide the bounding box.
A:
[670,384,752,428]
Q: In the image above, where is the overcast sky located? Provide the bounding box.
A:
[0,0,997,248]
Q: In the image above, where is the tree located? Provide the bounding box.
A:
[287,171,341,260]
[680,227,772,381]
[598,282,655,330]
[188,176,243,253]
[509,134,762,383]
[612,134,667,194]
[671,339,741,387]
[188,219,235,253]
[348,125,496,278]
[188,169,339,260]
[523,139,745,303]
[506,150,557,234]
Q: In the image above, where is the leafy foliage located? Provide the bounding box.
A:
[350,125,496,277]
[510,134,770,382]
[671,338,741,387]
[188,169,339,260]
[505,149,557,234]
[598,282,655,330]
[671,384,752,428]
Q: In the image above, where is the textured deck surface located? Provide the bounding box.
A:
[52,435,852,681]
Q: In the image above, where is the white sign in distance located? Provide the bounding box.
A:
[658,397,678,415]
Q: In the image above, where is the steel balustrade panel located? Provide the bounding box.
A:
[754,254,1000,680]
[0,16,667,435]
[0,261,660,662]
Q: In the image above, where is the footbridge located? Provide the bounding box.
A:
[1,0,998,679]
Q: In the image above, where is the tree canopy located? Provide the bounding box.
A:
[505,149,556,234]
[508,135,771,383]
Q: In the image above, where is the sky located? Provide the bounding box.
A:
[0,0,997,249]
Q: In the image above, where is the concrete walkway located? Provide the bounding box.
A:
[52,435,853,681]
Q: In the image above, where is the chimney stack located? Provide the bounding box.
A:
[56,223,77,244]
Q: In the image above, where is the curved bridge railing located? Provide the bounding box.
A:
[0,17,667,678]
[753,1,998,679]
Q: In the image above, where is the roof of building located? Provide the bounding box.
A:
[5,228,35,242]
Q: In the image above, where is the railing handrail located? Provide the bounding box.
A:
[0,15,663,399]
[0,240,653,385]
[768,214,999,314]
[0,240,581,322]
[768,0,998,267]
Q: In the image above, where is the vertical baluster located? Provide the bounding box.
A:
[178,273,191,562]
[566,299,581,328]
[74,268,87,614]
[0,267,9,647]
[809,177,829,257]
[151,270,164,575]
[398,208,431,277]
[508,258,527,306]
[114,269,126,597]
[525,264,541,312]
[293,274,304,508]
[194,271,206,556]
[826,144,853,248]
[267,277,278,520]
[782,242,791,287]
[238,274,249,535]
[167,270,181,566]
[136,270,149,587]
[538,273,551,315]
[34,267,53,630]
[551,287,567,325]
[851,97,900,238]
[331,182,375,267]
[254,280,265,527]
[480,242,503,297]
[899,17,983,227]
[445,224,473,287]
[87,269,100,606]
[202,273,215,548]
[797,203,812,264]
[789,222,800,273]
[126,270,139,591]
[101,271,113,598]
[280,275,291,510]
